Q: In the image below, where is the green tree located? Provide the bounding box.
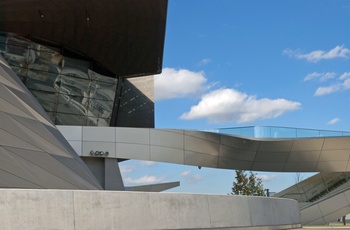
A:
[231,170,265,196]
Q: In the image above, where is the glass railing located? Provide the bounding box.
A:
[208,126,350,138]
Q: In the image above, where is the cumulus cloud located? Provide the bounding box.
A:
[180,88,301,123]
[154,68,207,101]
[314,85,341,96]
[327,118,341,125]
[310,72,350,96]
[284,45,350,62]
[123,175,165,185]
[256,174,278,182]
[304,72,336,82]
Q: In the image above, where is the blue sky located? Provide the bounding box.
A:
[120,0,350,194]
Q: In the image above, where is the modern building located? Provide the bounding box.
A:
[1,0,343,229]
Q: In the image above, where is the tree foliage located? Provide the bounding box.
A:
[231,170,265,196]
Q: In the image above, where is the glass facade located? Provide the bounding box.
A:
[0,33,117,126]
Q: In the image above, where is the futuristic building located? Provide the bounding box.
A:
[0,0,167,191]
[0,0,345,229]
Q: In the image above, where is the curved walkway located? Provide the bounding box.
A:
[58,126,350,172]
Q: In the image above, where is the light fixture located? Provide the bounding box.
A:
[38,10,45,22]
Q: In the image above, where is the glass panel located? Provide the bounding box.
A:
[270,127,295,138]
[30,91,58,112]
[219,128,242,136]
[55,113,87,126]
[0,33,118,127]
[319,130,342,137]
[64,57,89,74]
[296,129,319,138]
[239,127,255,137]
[254,126,271,138]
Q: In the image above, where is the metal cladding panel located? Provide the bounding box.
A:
[258,139,293,152]
[184,135,220,156]
[218,157,253,170]
[219,145,256,161]
[254,151,290,163]
[300,205,324,225]
[57,126,82,141]
[0,169,42,188]
[284,162,318,172]
[115,127,150,145]
[150,129,184,149]
[220,135,260,151]
[150,145,184,164]
[288,151,321,162]
[318,193,349,215]
[117,77,154,128]
[251,162,286,171]
[115,143,150,161]
[291,138,324,151]
[316,161,348,172]
[7,147,90,189]
[184,151,218,168]
[185,130,221,143]
[0,0,168,78]
[0,55,101,190]
[82,127,116,142]
[323,137,350,150]
[319,149,350,161]
[323,206,350,224]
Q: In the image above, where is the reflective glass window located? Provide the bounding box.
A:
[0,33,117,126]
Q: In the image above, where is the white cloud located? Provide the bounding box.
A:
[154,68,207,101]
[256,174,278,182]
[139,161,156,166]
[180,170,191,177]
[327,118,341,125]
[343,78,350,89]
[311,72,350,96]
[180,88,301,123]
[180,170,203,184]
[284,45,350,62]
[123,175,165,185]
[119,165,135,174]
[185,174,203,184]
[198,58,211,66]
[314,84,341,96]
[304,72,336,82]
[339,72,350,80]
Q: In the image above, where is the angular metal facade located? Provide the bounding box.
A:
[0,55,101,189]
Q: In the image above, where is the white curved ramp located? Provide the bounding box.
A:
[59,126,350,172]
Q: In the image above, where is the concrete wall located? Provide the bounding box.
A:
[0,189,300,230]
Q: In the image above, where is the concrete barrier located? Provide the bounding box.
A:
[0,189,301,230]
